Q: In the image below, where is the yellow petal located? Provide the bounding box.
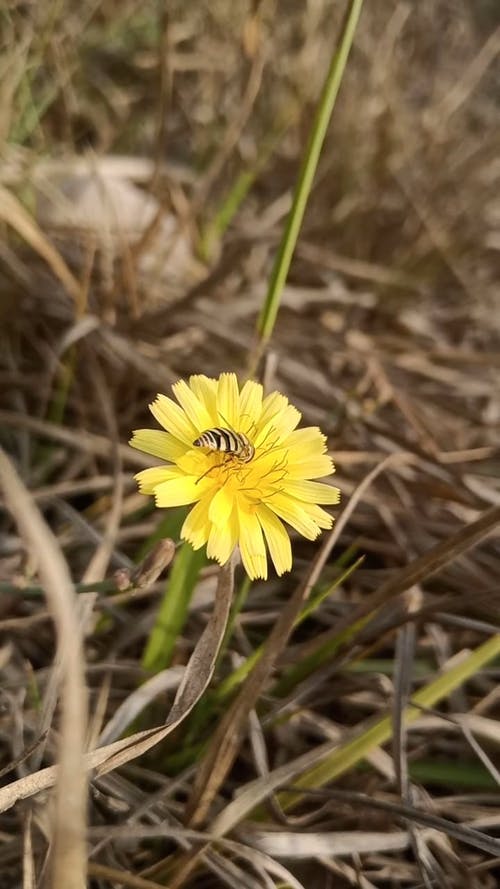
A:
[272,404,301,438]
[284,479,340,505]
[300,501,334,529]
[189,375,218,420]
[181,497,211,549]
[266,493,321,540]
[259,391,289,428]
[286,454,335,480]
[172,379,214,432]
[283,426,327,454]
[154,475,203,507]
[216,373,240,428]
[207,507,238,565]
[177,448,213,477]
[208,484,234,526]
[238,504,268,580]
[256,505,292,576]
[134,466,181,495]
[129,429,186,462]
[255,393,301,447]
[150,394,196,445]
[239,380,263,434]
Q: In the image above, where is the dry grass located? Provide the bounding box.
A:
[1,1,500,887]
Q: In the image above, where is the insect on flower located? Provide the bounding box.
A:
[130,373,340,580]
[193,427,255,463]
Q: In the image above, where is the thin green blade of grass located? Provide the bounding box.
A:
[409,759,497,791]
[276,632,500,812]
[214,556,362,703]
[341,756,497,790]
[344,658,432,678]
[274,503,500,698]
[254,0,364,358]
[271,618,359,698]
[46,347,78,428]
[199,169,255,262]
[220,573,253,659]
[199,108,298,262]
[142,542,206,673]
[299,555,364,624]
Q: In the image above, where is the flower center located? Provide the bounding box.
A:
[179,428,289,505]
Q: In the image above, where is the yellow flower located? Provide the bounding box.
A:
[130,373,340,580]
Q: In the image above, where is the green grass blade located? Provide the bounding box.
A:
[255,0,364,350]
[215,556,362,702]
[409,759,497,791]
[277,633,500,811]
[298,556,365,624]
[200,170,255,262]
[142,542,206,673]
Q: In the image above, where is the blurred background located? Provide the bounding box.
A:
[1,1,500,887]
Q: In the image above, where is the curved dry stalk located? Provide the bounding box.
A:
[0,553,235,812]
[0,449,88,889]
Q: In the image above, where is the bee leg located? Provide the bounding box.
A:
[195,459,228,485]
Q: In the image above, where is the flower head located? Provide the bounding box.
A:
[130,373,340,580]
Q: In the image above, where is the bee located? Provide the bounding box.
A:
[193,427,255,463]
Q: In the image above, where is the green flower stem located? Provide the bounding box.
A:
[219,573,252,656]
[252,0,364,368]
[142,543,206,673]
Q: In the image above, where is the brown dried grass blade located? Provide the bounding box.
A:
[300,503,500,664]
[22,810,35,889]
[0,553,235,811]
[284,788,500,859]
[0,184,82,304]
[0,449,88,889]
[98,666,185,746]
[182,454,415,833]
[87,861,169,889]
[184,566,321,831]
[0,410,151,467]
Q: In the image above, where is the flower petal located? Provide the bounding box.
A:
[154,475,204,507]
[189,375,218,421]
[286,454,335,480]
[172,379,214,432]
[259,391,289,428]
[238,505,268,580]
[208,484,234,526]
[266,492,321,540]
[239,380,263,434]
[181,497,211,549]
[283,426,328,454]
[284,479,340,505]
[207,506,239,565]
[300,501,334,529]
[150,394,196,445]
[129,429,186,462]
[255,392,301,447]
[216,373,240,427]
[256,505,292,576]
[273,404,301,438]
[134,466,181,495]
[176,448,213,477]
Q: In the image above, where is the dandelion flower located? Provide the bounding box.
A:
[130,373,340,580]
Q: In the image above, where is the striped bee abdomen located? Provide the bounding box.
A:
[193,427,255,462]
